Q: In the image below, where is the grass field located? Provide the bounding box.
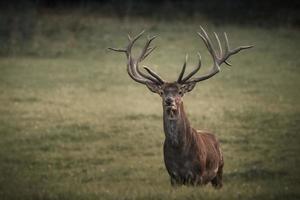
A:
[0,13,299,199]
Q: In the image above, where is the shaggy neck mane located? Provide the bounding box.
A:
[163,102,195,148]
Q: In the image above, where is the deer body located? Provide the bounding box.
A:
[163,99,223,186]
[109,27,252,188]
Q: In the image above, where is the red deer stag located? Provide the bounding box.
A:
[109,27,252,188]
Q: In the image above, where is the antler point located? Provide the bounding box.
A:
[224,60,232,66]
[197,52,201,59]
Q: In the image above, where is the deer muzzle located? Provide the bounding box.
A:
[165,98,178,119]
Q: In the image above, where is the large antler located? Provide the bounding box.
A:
[108,31,165,85]
[177,26,253,84]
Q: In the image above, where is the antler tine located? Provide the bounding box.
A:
[107,47,127,53]
[109,45,147,84]
[214,32,222,59]
[177,54,188,83]
[143,46,157,60]
[109,30,164,85]
[129,30,145,42]
[126,61,148,84]
[108,30,145,56]
[222,32,254,66]
[135,35,165,84]
[198,26,217,59]
[180,26,253,84]
[143,66,164,84]
[126,30,145,52]
[127,34,132,41]
[127,31,155,83]
[224,32,230,56]
[138,35,157,62]
[180,53,202,83]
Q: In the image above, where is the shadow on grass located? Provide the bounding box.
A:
[252,193,299,200]
[225,167,288,182]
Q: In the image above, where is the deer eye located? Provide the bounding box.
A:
[178,91,183,96]
[159,90,164,96]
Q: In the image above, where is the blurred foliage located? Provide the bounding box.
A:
[0,0,299,56]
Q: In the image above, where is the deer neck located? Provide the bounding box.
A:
[163,102,192,147]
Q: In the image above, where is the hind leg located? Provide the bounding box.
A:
[211,164,223,189]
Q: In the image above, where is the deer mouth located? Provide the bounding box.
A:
[165,105,178,119]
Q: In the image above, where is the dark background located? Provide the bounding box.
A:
[1,0,300,26]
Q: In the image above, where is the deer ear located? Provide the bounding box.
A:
[145,82,162,94]
[181,82,196,93]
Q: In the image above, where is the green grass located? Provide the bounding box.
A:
[0,13,299,200]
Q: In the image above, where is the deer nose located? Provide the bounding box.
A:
[165,97,174,105]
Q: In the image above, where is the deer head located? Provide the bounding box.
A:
[109,27,253,120]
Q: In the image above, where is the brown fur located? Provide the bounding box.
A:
[163,99,224,188]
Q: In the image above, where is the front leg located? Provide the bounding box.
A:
[170,171,183,187]
[171,177,181,187]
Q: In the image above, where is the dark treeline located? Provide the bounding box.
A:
[0,0,299,26]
